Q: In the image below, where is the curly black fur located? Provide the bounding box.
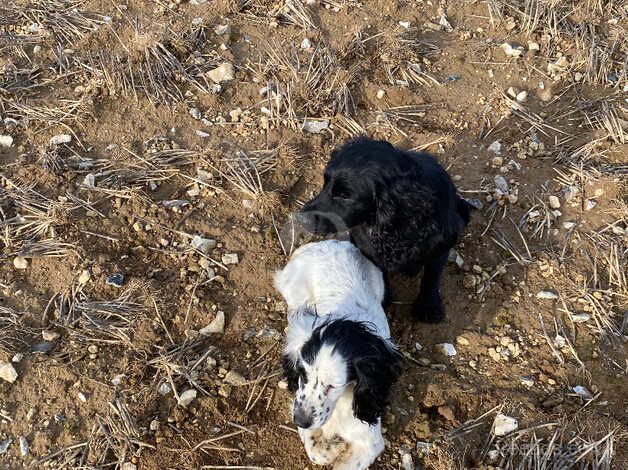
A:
[299,136,472,323]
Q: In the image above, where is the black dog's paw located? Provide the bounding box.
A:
[412,296,445,323]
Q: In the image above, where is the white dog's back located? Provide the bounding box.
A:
[274,240,388,335]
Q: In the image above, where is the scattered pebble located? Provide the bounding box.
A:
[13,257,29,270]
[78,392,87,403]
[456,336,470,346]
[301,119,329,134]
[191,235,217,255]
[300,38,312,50]
[536,290,558,300]
[189,108,202,120]
[221,253,239,265]
[0,361,18,383]
[570,312,591,323]
[42,330,60,342]
[0,439,12,455]
[49,134,72,145]
[78,269,91,284]
[494,175,509,192]
[492,413,518,436]
[218,383,232,398]
[399,21,410,29]
[572,385,592,399]
[439,14,453,32]
[121,463,137,470]
[106,273,125,288]
[401,451,414,470]
[376,89,385,100]
[0,135,13,147]
[19,436,28,457]
[199,311,225,335]
[158,382,172,396]
[528,41,540,53]
[224,370,247,386]
[548,195,561,209]
[436,343,457,357]
[585,199,597,211]
[206,62,235,83]
[488,140,502,155]
[563,221,576,230]
[501,42,524,58]
[516,90,528,103]
[12,353,24,363]
[520,377,534,387]
[178,389,197,407]
[214,24,231,36]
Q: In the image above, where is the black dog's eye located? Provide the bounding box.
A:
[331,181,351,199]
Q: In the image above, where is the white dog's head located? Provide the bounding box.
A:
[282,310,402,430]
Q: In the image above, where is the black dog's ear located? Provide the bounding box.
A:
[374,176,434,229]
[282,354,300,393]
[352,343,403,425]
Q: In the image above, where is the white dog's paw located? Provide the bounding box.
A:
[302,431,346,466]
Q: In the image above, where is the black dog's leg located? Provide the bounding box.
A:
[382,271,392,308]
[412,252,448,323]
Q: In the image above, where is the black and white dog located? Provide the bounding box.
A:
[275,240,401,470]
[298,136,472,323]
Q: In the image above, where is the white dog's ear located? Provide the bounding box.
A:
[282,307,317,391]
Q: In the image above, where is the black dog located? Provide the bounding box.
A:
[298,136,472,323]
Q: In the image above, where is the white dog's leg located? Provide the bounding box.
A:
[299,427,346,466]
[332,420,385,470]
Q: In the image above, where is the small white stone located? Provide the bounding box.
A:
[19,437,28,457]
[399,21,410,29]
[158,382,172,396]
[178,388,197,407]
[572,385,592,398]
[585,199,597,211]
[12,353,24,363]
[206,62,234,83]
[376,89,385,100]
[13,257,29,269]
[492,413,518,436]
[78,269,91,284]
[0,135,13,147]
[570,312,591,323]
[415,342,423,351]
[548,195,561,209]
[506,87,518,98]
[494,175,509,192]
[221,253,239,265]
[191,235,217,255]
[277,379,288,390]
[199,311,225,335]
[520,377,534,387]
[224,370,247,386]
[516,90,528,102]
[214,24,231,36]
[300,38,312,50]
[49,134,72,145]
[149,419,160,431]
[121,463,137,470]
[501,42,524,58]
[78,392,87,403]
[0,361,18,383]
[563,221,576,230]
[301,119,329,134]
[456,336,470,346]
[528,41,540,52]
[488,140,502,155]
[42,330,60,341]
[401,452,414,470]
[537,290,558,300]
[189,108,202,120]
[436,343,457,356]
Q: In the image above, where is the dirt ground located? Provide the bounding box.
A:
[1,1,627,469]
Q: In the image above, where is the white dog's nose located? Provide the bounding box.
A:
[293,405,313,429]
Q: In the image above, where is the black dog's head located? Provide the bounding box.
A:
[298,136,417,235]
